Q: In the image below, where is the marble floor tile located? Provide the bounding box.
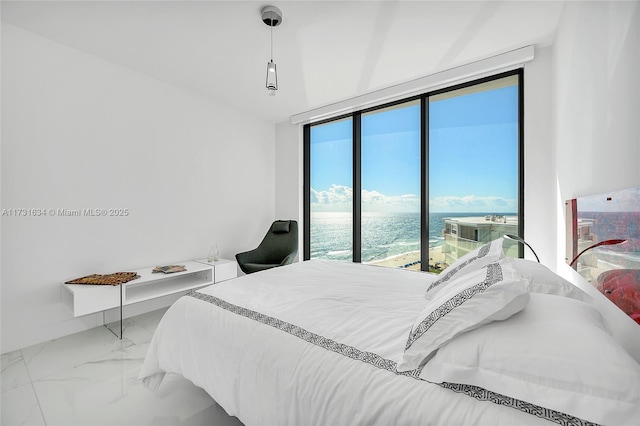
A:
[21,319,153,382]
[168,401,244,426]
[1,350,31,393]
[2,308,242,425]
[129,307,169,335]
[0,382,46,426]
[34,363,238,426]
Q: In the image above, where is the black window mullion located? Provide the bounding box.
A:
[420,97,429,272]
[303,124,311,260]
[353,112,362,263]
[517,69,525,258]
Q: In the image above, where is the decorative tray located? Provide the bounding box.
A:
[65,272,140,286]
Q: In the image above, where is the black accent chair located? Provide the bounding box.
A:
[235,220,298,274]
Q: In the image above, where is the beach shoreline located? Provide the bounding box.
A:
[367,245,447,271]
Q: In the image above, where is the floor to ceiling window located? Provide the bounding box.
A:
[308,118,353,262]
[304,70,523,271]
[361,100,421,268]
[430,74,521,266]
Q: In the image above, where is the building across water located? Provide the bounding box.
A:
[442,215,518,265]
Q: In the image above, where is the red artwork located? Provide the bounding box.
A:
[596,269,640,325]
[567,187,640,326]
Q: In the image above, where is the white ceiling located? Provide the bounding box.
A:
[1,0,565,124]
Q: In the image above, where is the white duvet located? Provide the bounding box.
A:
[139,260,571,425]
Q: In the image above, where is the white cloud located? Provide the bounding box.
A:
[311,185,419,212]
[429,195,517,213]
[362,189,419,212]
[311,188,515,213]
[311,185,353,212]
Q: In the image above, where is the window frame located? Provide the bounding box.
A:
[303,69,524,266]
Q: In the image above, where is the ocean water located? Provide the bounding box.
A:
[310,211,502,262]
[310,210,640,269]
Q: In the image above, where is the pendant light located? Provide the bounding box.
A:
[261,6,282,96]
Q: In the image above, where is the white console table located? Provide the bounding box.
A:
[62,258,237,338]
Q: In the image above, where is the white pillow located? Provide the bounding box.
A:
[397,261,529,372]
[425,237,505,299]
[421,293,640,426]
[505,257,592,301]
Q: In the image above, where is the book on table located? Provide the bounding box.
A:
[152,265,186,274]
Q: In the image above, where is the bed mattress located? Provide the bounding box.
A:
[139,260,606,425]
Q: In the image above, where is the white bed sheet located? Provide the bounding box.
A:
[139,260,578,425]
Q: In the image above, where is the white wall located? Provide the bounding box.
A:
[1,24,276,353]
[275,122,302,222]
[275,121,303,261]
[553,0,640,267]
[523,46,556,266]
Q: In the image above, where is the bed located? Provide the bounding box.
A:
[139,240,640,426]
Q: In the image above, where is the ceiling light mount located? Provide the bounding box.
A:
[261,5,282,28]
[261,5,282,96]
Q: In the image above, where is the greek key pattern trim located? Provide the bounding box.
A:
[187,288,596,426]
[478,243,491,258]
[187,290,422,379]
[407,263,503,350]
[426,255,478,293]
[440,383,599,426]
[425,242,492,293]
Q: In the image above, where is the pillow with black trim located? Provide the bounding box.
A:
[397,260,529,372]
[272,220,290,234]
[505,257,591,301]
[425,237,505,300]
[421,292,640,426]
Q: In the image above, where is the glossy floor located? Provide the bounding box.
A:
[1,308,244,426]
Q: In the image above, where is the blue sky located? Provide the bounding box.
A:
[310,82,518,213]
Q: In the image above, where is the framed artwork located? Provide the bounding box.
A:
[565,187,640,324]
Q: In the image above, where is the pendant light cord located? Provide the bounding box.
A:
[270,23,274,61]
